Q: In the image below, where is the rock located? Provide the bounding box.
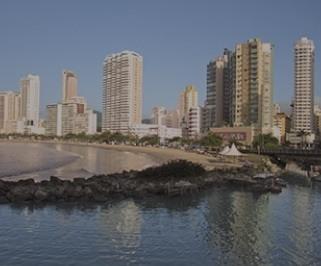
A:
[0,195,9,203]
[0,161,281,204]
[69,185,84,198]
[34,187,49,202]
[50,176,63,183]
[92,193,109,202]
[73,178,86,185]
[0,180,9,192]
[82,187,93,199]
[174,180,193,188]
[7,183,36,202]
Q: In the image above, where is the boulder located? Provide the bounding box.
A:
[0,195,9,203]
[34,187,49,202]
[6,183,36,202]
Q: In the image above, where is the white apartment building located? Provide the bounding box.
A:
[293,37,315,133]
[46,102,97,136]
[46,104,62,136]
[102,51,143,133]
[20,74,40,127]
[187,106,202,139]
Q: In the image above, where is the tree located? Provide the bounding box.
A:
[253,133,279,150]
[111,132,126,143]
[199,132,222,148]
[139,134,160,146]
[167,136,182,144]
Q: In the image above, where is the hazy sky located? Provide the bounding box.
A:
[0,0,320,117]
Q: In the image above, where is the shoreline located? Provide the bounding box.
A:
[0,139,245,171]
[0,160,284,204]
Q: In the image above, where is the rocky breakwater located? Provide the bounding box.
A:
[0,160,283,204]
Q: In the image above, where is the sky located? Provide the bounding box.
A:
[0,0,320,118]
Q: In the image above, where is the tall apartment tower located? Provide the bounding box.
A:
[20,74,40,127]
[0,91,21,133]
[293,37,315,133]
[102,51,143,133]
[233,38,273,134]
[205,48,233,129]
[62,70,78,102]
[179,85,198,122]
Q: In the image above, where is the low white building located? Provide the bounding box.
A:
[286,132,316,149]
[129,124,182,143]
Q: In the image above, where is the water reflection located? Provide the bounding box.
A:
[1,184,321,265]
[1,143,157,181]
[0,143,78,178]
[99,200,142,250]
[204,189,271,265]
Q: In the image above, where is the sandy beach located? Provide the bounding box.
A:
[100,144,243,170]
[1,140,244,171]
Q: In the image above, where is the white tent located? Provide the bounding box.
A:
[224,143,244,156]
[219,146,230,155]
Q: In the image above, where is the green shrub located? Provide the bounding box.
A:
[136,160,206,181]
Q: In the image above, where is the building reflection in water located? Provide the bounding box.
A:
[285,187,316,265]
[99,199,142,250]
[205,189,270,265]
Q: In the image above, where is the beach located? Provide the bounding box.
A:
[1,140,244,171]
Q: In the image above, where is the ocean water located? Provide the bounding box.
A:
[1,143,321,265]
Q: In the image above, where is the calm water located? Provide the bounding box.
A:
[0,143,157,181]
[1,143,321,265]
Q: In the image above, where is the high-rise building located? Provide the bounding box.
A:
[205,49,233,129]
[273,103,281,116]
[233,38,273,134]
[314,105,321,135]
[293,37,315,133]
[151,106,167,126]
[102,51,143,133]
[46,100,97,136]
[0,91,21,133]
[46,104,62,136]
[165,109,180,128]
[179,85,198,122]
[273,112,291,144]
[62,70,78,103]
[20,74,40,127]
[46,72,96,136]
[187,106,202,139]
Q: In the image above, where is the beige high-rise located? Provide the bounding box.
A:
[293,37,315,133]
[233,38,273,134]
[179,85,198,122]
[0,91,21,133]
[62,70,78,102]
[102,51,143,133]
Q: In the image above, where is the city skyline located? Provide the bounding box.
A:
[0,0,320,117]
